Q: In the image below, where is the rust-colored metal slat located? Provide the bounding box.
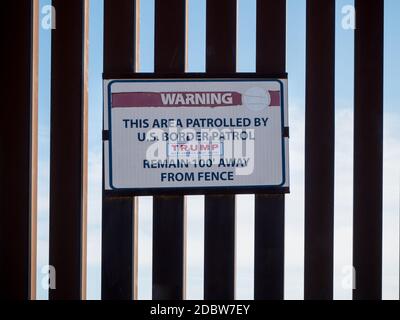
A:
[49,0,88,300]
[0,0,38,300]
[254,0,287,300]
[102,0,138,300]
[304,0,335,300]
[353,0,384,301]
[152,0,187,301]
[204,0,237,300]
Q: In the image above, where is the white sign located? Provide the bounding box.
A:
[103,78,289,193]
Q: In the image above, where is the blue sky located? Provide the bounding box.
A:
[36,0,400,300]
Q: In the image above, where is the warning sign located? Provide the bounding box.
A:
[103,78,289,194]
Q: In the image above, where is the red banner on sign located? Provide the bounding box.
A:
[112,91,280,108]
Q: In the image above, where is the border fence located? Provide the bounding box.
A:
[0,0,388,300]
